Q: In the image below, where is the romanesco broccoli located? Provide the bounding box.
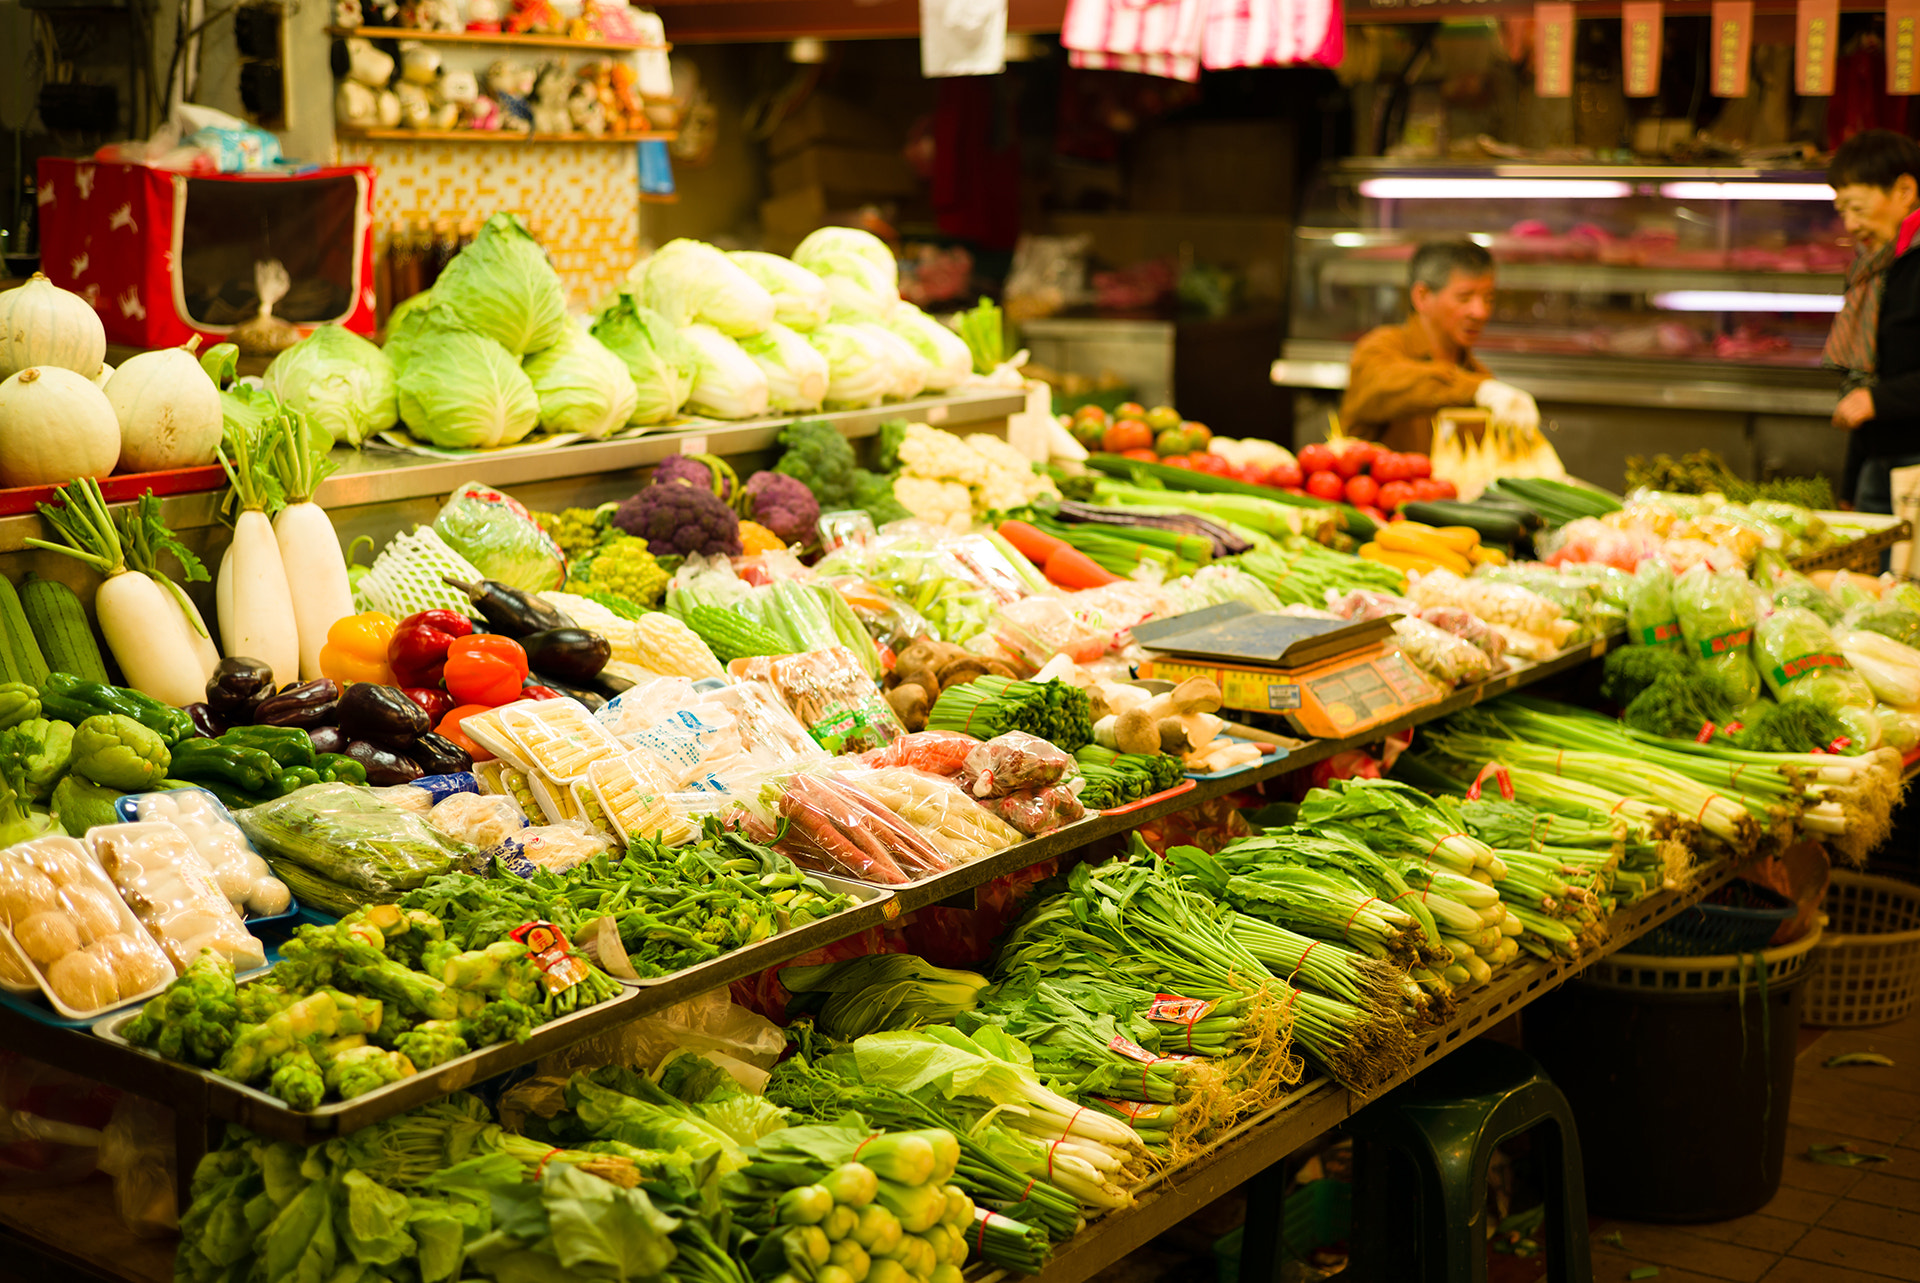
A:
[567,534,670,607]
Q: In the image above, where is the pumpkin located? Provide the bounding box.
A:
[0,367,121,487]
[0,274,106,382]
[106,346,223,472]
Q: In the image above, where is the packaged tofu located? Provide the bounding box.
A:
[87,822,267,974]
[0,835,174,1018]
[130,788,291,918]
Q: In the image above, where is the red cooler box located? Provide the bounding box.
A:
[36,159,377,349]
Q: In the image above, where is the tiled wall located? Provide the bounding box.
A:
[332,138,639,311]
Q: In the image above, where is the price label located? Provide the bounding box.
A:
[1534,3,1574,98]
[1623,3,1663,97]
[1711,1,1753,98]
[1795,0,1838,94]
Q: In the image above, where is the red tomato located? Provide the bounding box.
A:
[1192,453,1230,475]
[1122,447,1160,462]
[1372,453,1404,483]
[1329,449,1366,480]
[1408,478,1446,501]
[1298,442,1336,474]
[1378,480,1415,511]
[1268,460,1303,488]
[1306,470,1346,501]
[1163,455,1193,469]
[1404,453,1433,479]
[1115,401,1147,422]
[1344,474,1381,508]
[1428,476,1457,499]
[1103,418,1154,453]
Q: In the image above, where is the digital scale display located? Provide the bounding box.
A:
[1302,651,1437,732]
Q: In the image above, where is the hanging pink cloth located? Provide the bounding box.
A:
[1061,0,1343,81]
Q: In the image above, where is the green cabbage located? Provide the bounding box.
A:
[429,213,569,356]
[590,290,696,426]
[851,322,929,399]
[261,325,397,447]
[640,239,774,337]
[808,322,895,409]
[523,326,640,440]
[794,227,899,321]
[738,322,827,413]
[433,481,566,592]
[395,326,540,449]
[681,323,770,420]
[886,303,971,393]
[727,251,831,331]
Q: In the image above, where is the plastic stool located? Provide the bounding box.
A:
[1345,1040,1592,1283]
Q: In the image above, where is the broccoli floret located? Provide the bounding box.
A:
[266,1047,326,1110]
[612,480,743,559]
[773,419,856,509]
[393,1021,470,1070]
[873,417,911,475]
[743,470,821,545]
[123,953,238,1068]
[850,467,912,526]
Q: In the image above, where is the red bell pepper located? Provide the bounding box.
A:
[443,634,530,706]
[388,610,474,688]
[520,684,566,701]
[403,687,459,723]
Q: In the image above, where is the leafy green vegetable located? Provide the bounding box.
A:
[590,290,697,426]
[395,321,541,450]
[430,212,570,356]
[262,325,399,448]
[523,327,641,441]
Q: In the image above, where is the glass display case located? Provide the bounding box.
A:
[1276,161,1849,421]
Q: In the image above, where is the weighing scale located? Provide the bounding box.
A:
[1133,604,1446,739]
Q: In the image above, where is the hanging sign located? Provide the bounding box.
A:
[1535,3,1574,98]
[1894,0,1920,94]
[1622,2,1663,97]
[1710,1,1753,97]
[1794,0,1837,94]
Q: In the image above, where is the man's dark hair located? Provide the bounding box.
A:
[1830,130,1920,191]
[1409,240,1494,293]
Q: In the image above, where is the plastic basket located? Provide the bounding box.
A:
[1582,924,1822,995]
[1633,879,1796,957]
[1803,871,1920,1027]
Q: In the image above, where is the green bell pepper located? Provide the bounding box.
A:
[0,683,41,732]
[168,739,278,793]
[51,774,124,837]
[186,777,271,812]
[219,725,315,771]
[269,766,323,797]
[38,674,193,745]
[70,714,170,791]
[14,718,75,802]
[316,753,367,786]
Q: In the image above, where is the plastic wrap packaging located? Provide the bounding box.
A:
[992,594,1113,668]
[235,782,470,914]
[429,792,527,848]
[467,699,626,784]
[837,766,1024,865]
[1674,564,1762,704]
[0,836,175,1017]
[856,729,977,775]
[586,754,697,844]
[1828,570,1882,613]
[821,575,940,654]
[601,676,825,793]
[959,731,1074,797]
[1626,561,1683,649]
[131,788,289,917]
[368,773,481,815]
[730,648,903,754]
[980,783,1087,836]
[1414,605,1508,666]
[1875,703,1920,753]
[87,823,266,975]
[1406,568,1575,658]
[432,479,566,593]
[1327,588,1418,621]
[487,823,618,877]
[765,769,953,884]
[1836,628,1920,706]
[529,985,787,1086]
[1391,616,1495,686]
[812,530,999,643]
[1755,609,1879,737]
[97,1094,176,1237]
[1843,595,1920,650]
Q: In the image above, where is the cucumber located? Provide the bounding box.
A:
[19,576,109,683]
[0,576,43,685]
[1083,453,1377,539]
[1399,501,1528,546]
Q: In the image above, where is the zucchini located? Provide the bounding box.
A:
[1083,453,1378,540]
[1484,477,1623,524]
[1399,501,1528,546]
[19,576,109,683]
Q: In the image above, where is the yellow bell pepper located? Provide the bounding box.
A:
[318,611,399,686]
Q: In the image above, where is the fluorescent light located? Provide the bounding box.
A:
[1331,232,1368,248]
[1659,182,1836,201]
[1652,290,1843,313]
[1357,178,1632,200]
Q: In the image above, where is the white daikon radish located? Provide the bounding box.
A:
[215,403,300,687]
[268,412,354,680]
[116,492,221,685]
[23,479,210,706]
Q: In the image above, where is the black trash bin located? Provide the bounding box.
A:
[1522,929,1821,1222]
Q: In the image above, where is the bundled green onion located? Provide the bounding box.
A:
[927,675,1094,751]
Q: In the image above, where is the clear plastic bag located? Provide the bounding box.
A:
[992,594,1113,667]
[0,836,176,1017]
[432,479,566,593]
[1414,605,1508,666]
[730,648,903,755]
[857,729,980,776]
[530,986,786,1086]
[488,823,617,877]
[1390,616,1494,686]
[1755,608,1877,717]
[1674,564,1762,704]
[1327,588,1417,621]
[764,769,953,884]
[235,781,470,902]
[1626,560,1683,649]
[1836,628,1920,706]
[959,731,1074,797]
[429,792,527,849]
[979,783,1086,836]
[87,823,266,975]
[836,766,1023,865]
[131,788,288,917]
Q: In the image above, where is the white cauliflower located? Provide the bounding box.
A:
[899,421,989,486]
[965,433,1060,513]
[893,475,974,530]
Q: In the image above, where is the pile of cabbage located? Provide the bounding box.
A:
[612,227,974,419]
[264,213,655,450]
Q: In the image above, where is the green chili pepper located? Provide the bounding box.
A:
[38,673,193,745]
[269,765,324,797]
[167,738,278,793]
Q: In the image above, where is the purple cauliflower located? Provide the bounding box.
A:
[649,453,737,502]
[744,470,821,547]
[612,480,743,558]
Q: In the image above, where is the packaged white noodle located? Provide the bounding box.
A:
[498,700,626,782]
[596,676,700,738]
[132,788,291,918]
[488,824,617,877]
[0,835,174,1017]
[88,822,267,973]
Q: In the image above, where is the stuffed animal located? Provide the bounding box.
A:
[394,80,433,129]
[568,78,607,135]
[585,0,647,42]
[399,41,441,85]
[485,59,534,133]
[413,0,460,30]
[506,0,560,35]
[333,0,364,28]
[530,62,573,135]
[335,38,402,130]
[466,0,503,32]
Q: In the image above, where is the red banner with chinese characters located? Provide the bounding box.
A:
[1794,0,1837,94]
[1622,2,1663,97]
[1711,1,1753,97]
[1535,3,1574,98]
[1893,0,1920,94]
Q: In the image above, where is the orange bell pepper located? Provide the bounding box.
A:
[436,703,496,761]
[443,634,530,707]
[317,611,398,686]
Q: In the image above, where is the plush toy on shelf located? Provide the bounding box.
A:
[335,38,402,130]
[486,59,535,133]
[530,62,573,135]
[443,69,498,131]
[506,0,561,35]
[466,0,504,31]
[334,0,363,28]
[568,78,607,135]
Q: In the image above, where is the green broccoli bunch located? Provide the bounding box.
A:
[773,418,857,510]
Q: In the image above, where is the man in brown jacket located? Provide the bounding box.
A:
[1339,240,1539,454]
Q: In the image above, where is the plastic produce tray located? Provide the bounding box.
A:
[113,787,302,928]
[1183,738,1289,781]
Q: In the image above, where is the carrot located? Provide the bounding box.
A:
[781,784,907,883]
[997,519,1069,565]
[1044,544,1123,589]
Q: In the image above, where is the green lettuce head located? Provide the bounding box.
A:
[261,324,398,447]
[638,238,775,337]
[395,324,540,449]
[429,213,569,356]
[591,290,696,425]
[793,226,899,322]
[681,323,770,420]
[808,322,896,409]
[523,326,640,440]
[887,302,972,393]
